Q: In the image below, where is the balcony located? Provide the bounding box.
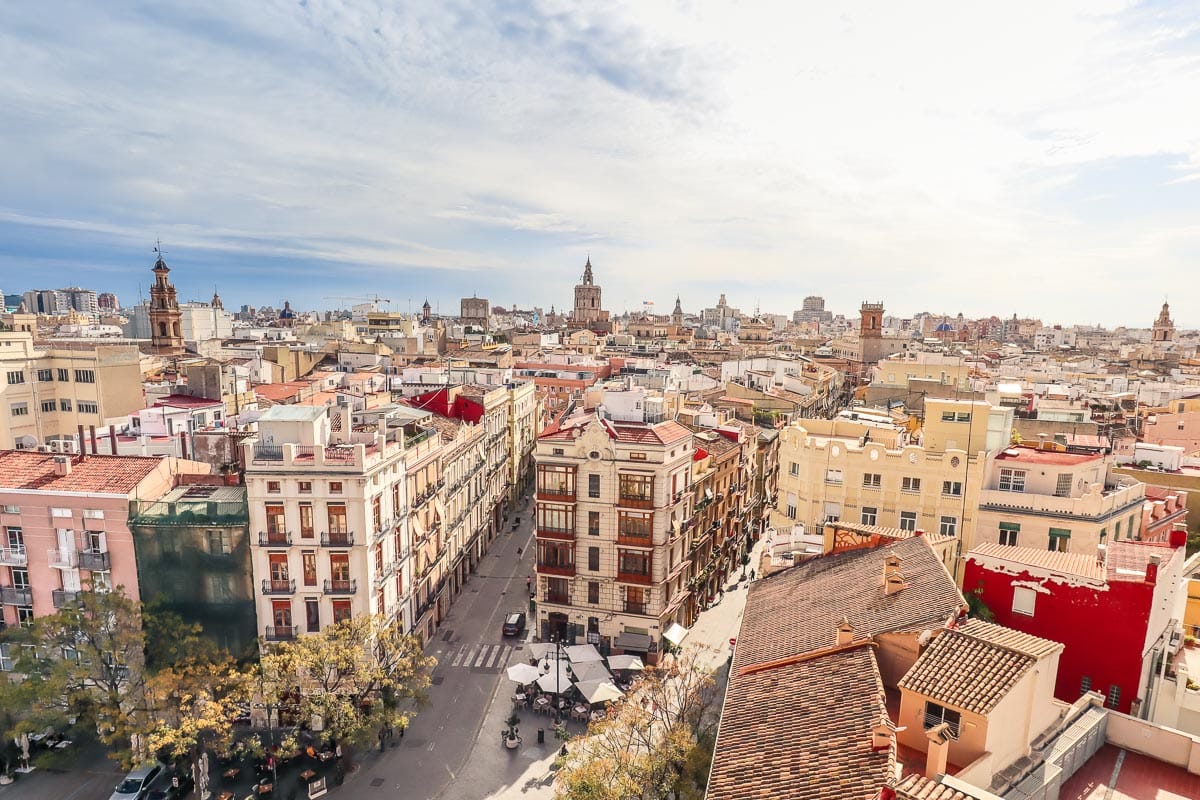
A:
[252,444,284,463]
[321,531,355,547]
[0,586,32,606]
[617,494,655,510]
[77,549,111,571]
[52,589,81,608]
[978,483,1145,521]
[537,488,576,502]
[544,590,571,605]
[258,531,292,547]
[261,578,296,595]
[264,626,296,642]
[47,549,77,569]
[0,547,27,567]
[616,570,653,585]
[623,601,647,615]
[536,525,576,542]
[324,579,357,595]
[616,532,654,549]
[537,562,576,578]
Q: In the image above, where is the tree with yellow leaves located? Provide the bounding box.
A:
[256,614,435,755]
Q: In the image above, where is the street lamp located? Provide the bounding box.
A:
[540,635,569,724]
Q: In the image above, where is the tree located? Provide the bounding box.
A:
[257,615,435,753]
[554,648,720,800]
[6,588,146,764]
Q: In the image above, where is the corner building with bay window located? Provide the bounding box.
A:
[534,411,693,662]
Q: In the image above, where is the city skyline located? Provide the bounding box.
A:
[3,2,1200,325]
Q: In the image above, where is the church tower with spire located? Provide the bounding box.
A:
[1153,301,1175,344]
[570,255,609,330]
[671,296,684,327]
[148,243,185,356]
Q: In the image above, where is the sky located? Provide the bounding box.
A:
[2,1,1200,326]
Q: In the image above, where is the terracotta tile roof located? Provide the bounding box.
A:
[0,450,166,494]
[1105,539,1180,582]
[894,775,981,799]
[966,543,1105,582]
[610,420,692,445]
[898,621,1061,714]
[709,646,894,800]
[734,537,965,670]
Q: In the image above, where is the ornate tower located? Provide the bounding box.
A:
[211,289,224,310]
[422,299,432,322]
[671,296,684,327]
[860,301,884,339]
[1152,301,1175,343]
[571,256,606,327]
[148,244,185,356]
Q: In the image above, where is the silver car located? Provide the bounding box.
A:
[109,762,163,800]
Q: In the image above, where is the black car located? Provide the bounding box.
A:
[502,612,526,636]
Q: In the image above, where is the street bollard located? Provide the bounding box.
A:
[537,728,545,744]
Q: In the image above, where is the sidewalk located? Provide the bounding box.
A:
[477,534,768,800]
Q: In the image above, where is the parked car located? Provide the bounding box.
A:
[109,762,164,800]
[502,611,526,636]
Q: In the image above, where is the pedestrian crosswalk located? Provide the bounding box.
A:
[440,642,522,671]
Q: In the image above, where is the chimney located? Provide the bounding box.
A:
[925,722,953,778]
[1145,555,1161,585]
[77,424,87,459]
[53,455,72,477]
[89,425,98,455]
[884,571,910,596]
[109,427,118,456]
[837,617,855,646]
[1037,433,1047,450]
[882,553,902,586]
[870,719,896,752]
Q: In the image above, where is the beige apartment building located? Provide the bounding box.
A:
[975,445,1146,555]
[507,380,539,500]
[534,412,693,659]
[244,404,414,642]
[770,398,1013,580]
[0,331,143,450]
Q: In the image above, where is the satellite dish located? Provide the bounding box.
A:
[15,435,37,450]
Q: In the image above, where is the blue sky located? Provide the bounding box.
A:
[2,1,1200,326]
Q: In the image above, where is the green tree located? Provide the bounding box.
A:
[257,614,435,753]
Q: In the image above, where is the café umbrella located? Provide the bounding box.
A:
[607,654,645,671]
[506,663,541,685]
[575,679,624,705]
[536,669,574,694]
[564,643,603,663]
[570,661,612,683]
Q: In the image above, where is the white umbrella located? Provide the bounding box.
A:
[506,663,541,684]
[608,654,645,671]
[571,661,612,683]
[536,670,575,694]
[575,679,624,705]
[528,642,566,662]
[564,643,603,663]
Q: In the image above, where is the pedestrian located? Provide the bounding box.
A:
[516,546,522,556]
[526,575,532,591]
[749,569,756,581]
[378,729,385,752]
[399,721,406,739]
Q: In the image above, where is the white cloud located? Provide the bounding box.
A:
[0,0,1199,324]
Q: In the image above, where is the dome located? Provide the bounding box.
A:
[935,322,953,332]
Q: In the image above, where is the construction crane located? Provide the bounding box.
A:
[323,294,393,309]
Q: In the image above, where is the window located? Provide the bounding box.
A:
[901,477,921,493]
[942,481,962,497]
[617,511,652,541]
[1,506,16,514]
[302,551,317,586]
[1105,684,1121,709]
[861,507,877,526]
[1113,519,1122,540]
[77,401,97,414]
[789,462,799,476]
[6,371,24,385]
[40,400,57,413]
[6,528,24,554]
[537,503,575,534]
[618,473,654,504]
[329,481,343,494]
[330,553,350,581]
[74,369,95,383]
[899,511,917,532]
[298,503,314,538]
[786,503,797,519]
[59,398,71,411]
[999,522,1019,547]
[294,481,311,494]
[10,404,28,417]
[924,701,961,738]
[1081,675,1092,694]
[588,581,600,605]
[588,547,600,572]
[16,607,34,628]
[1012,587,1036,616]
[824,469,843,485]
[272,600,293,629]
[617,550,650,577]
[332,600,353,624]
[998,468,1025,492]
[50,507,72,518]
[206,529,231,555]
[629,452,647,461]
[265,504,286,536]
[1054,474,1072,498]
[588,474,601,498]
[327,503,348,534]
[36,369,52,382]
[267,481,281,494]
[305,599,320,633]
[588,511,600,536]
[957,412,970,422]
[268,554,289,582]
[538,465,577,498]
[939,516,957,536]
[1048,528,1071,552]
[862,473,881,488]
[56,368,69,382]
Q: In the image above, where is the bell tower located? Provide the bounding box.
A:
[148,242,185,356]
[1153,301,1175,344]
[860,302,884,339]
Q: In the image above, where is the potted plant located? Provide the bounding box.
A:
[503,713,521,749]
[1186,635,1197,650]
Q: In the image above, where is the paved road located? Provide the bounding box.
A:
[341,503,536,800]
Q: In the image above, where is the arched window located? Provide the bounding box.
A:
[158,322,167,336]
[173,322,181,337]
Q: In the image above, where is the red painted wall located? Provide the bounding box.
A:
[962,560,1151,715]
[409,388,485,424]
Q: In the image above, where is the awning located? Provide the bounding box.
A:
[614,631,652,651]
[663,623,689,646]
[410,512,427,540]
[433,497,447,524]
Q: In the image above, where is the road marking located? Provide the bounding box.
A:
[474,644,493,667]
[490,646,508,668]
[427,742,436,751]
[451,645,471,667]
